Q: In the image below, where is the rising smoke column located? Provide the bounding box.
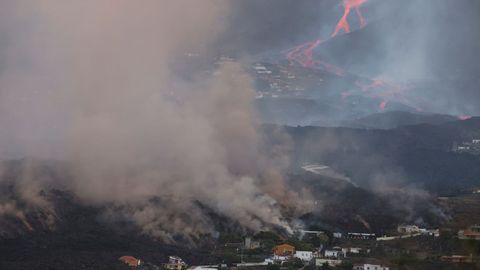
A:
[0,0,297,241]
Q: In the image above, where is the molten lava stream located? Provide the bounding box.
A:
[332,0,368,37]
[286,0,369,71]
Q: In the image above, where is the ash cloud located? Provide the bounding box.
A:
[0,1,301,241]
[218,0,340,55]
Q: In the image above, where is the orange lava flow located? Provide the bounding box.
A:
[332,0,368,37]
[287,0,369,69]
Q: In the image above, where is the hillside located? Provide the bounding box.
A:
[338,111,459,129]
[280,117,480,195]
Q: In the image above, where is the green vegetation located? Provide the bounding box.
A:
[391,254,423,267]
[266,263,280,270]
[219,233,243,244]
[282,258,304,270]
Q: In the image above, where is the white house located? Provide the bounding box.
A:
[349,247,362,254]
[398,225,440,237]
[324,250,343,258]
[294,251,313,262]
[397,225,420,234]
[315,258,342,267]
[341,247,362,256]
[272,255,290,262]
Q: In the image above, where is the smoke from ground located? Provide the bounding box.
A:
[0,1,300,241]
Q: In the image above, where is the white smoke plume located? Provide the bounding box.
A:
[0,1,296,241]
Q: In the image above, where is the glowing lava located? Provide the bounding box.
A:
[379,100,388,111]
[354,79,424,112]
[286,39,323,67]
[458,115,472,120]
[285,0,425,112]
[286,0,368,71]
[332,0,368,37]
[286,39,347,75]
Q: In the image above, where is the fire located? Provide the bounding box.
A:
[285,39,347,75]
[379,101,387,111]
[332,0,368,37]
[458,115,472,120]
[356,79,424,112]
[286,39,323,68]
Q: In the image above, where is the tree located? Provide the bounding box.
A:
[320,262,331,270]
[266,263,280,270]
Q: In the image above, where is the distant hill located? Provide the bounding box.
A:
[338,111,459,129]
[276,117,480,195]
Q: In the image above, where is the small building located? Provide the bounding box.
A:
[341,247,362,256]
[350,247,362,254]
[472,139,480,144]
[353,264,389,270]
[333,232,343,238]
[315,258,342,267]
[298,230,326,239]
[244,237,261,250]
[346,232,376,240]
[324,249,343,259]
[294,251,313,262]
[164,256,187,270]
[272,244,295,256]
[236,262,269,268]
[272,255,290,262]
[427,229,440,237]
[441,255,471,263]
[397,225,420,234]
[119,256,141,269]
[397,225,440,237]
[458,225,480,240]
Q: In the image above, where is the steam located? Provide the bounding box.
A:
[0,1,295,241]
